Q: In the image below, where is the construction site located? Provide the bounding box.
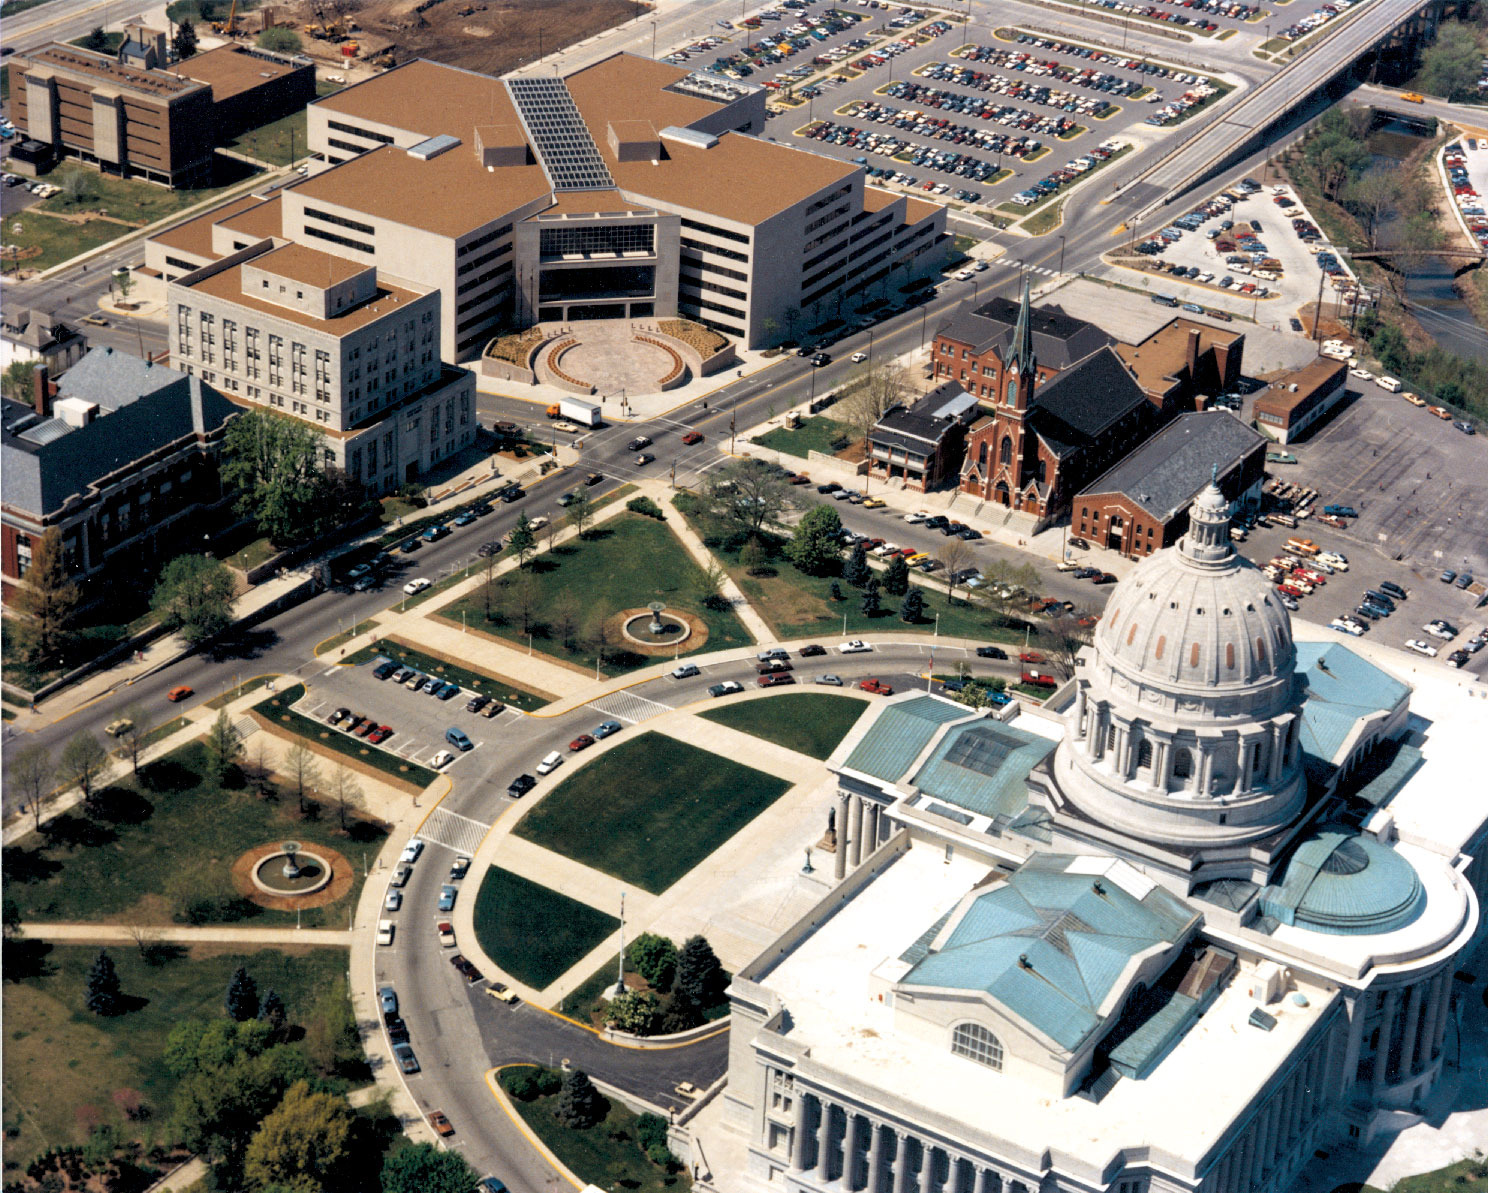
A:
[201,0,641,76]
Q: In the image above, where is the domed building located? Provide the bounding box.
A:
[722,480,1487,1193]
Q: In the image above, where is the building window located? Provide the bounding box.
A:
[951,1023,1003,1071]
[1136,740,1153,772]
[999,436,1012,466]
[1172,748,1193,780]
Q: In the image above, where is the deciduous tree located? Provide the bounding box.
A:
[222,411,351,546]
[283,739,319,816]
[10,527,78,663]
[704,458,793,537]
[625,931,678,992]
[10,743,53,832]
[939,541,973,604]
[839,361,911,446]
[565,487,594,539]
[117,702,153,775]
[150,554,236,645]
[604,990,659,1035]
[205,708,242,788]
[381,1143,479,1193]
[328,762,361,832]
[242,1079,353,1192]
[60,730,108,806]
[507,512,536,569]
[785,505,844,575]
[257,26,302,52]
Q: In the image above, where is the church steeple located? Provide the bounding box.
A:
[1004,279,1038,412]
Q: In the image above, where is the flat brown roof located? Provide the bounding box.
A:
[903,197,942,225]
[315,58,520,144]
[1253,357,1347,417]
[183,44,303,103]
[1117,317,1244,394]
[185,261,425,335]
[253,242,368,286]
[532,192,652,217]
[219,194,285,242]
[148,193,267,260]
[862,187,901,213]
[21,43,201,98]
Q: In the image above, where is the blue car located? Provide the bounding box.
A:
[438,681,461,701]
[446,727,473,751]
[437,885,458,912]
[453,510,478,526]
[594,720,623,739]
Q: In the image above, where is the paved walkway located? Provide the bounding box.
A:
[17,923,352,946]
[664,488,774,644]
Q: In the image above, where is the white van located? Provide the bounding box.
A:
[1376,375,1402,392]
[536,751,564,776]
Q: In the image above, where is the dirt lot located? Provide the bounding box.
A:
[347,0,640,74]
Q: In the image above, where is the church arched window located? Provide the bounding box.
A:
[1006,376,1017,403]
[951,1022,1003,1070]
[978,441,988,468]
[1000,436,1013,466]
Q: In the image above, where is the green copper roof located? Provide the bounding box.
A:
[1259,829,1424,936]
[901,855,1197,1050]
[841,695,970,782]
[912,719,1055,823]
[1294,642,1410,767]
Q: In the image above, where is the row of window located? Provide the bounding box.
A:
[326,119,394,145]
[303,225,373,255]
[457,240,511,278]
[680,235,748,264]
[458,222,513,258]
[678,273,746,302]
[679,216,750,246]
[305,206,375,237]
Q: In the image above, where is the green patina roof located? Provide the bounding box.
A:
[1294,642,1410,767]
[1259,829,1424,936]
[901,855,1196,1051]
[841,695,971,782]
[1344,739,1425,809]
[912,719,1055,823]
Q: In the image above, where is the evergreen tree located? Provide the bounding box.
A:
[843,542,870,588]
[173,17,198,58]
[204,708,242,787]
[226,965,259,1022]
[829,581,844,601]
[554,1069,605,1128]
[86,949,122,1016]
[883,553,910,596]
[675,935,724,1006]
[259,988,287,1038]
[860,582,881,618]
[10,527,78,663]
[507,513,537,568]
[900,587,925,623]
[661,990,704,1034]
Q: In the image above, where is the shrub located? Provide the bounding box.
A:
[627,496,665,520]
[507,1070,539,1101]
[535,1067,562,1096]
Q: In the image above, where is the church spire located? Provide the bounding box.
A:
[1009,278,1036,379]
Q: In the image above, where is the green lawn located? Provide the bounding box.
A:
[35,162,239,226]
[472,868,619,991]
[257,683,438,788]
[224,108,307,167]
[514,734,792,895]
[1370,1159,1488,1193]
[443,512,753,677]
[499,1068,690,1193]
[2,740,386,928]
[204,675,279,709]
[345,641,553,712]
[224,535,277,572]
[1,612,150,695]
[2,213,134,276]
[752,416,854,459]
[69,31,126,51]
[1024,198,1067,236]
[1,944,349,1170]
[698,692,865,760]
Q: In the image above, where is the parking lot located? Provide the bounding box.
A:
[671,0,1228,218]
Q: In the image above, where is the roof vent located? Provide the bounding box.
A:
[660,125,718,151]
[408,134,461,161]
[1247,1007,1277,1031]
[1017,953,1032,970]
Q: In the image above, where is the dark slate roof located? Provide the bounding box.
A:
[1026,347,1148,458]
[2,349,238,517]
[1076,411,1265,520]
[870,382,976,453]
[939,297,1113,369]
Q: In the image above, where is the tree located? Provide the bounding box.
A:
[551,589,583,652]
[555,1069,605,1128]
[116,702,153,775]
[84,24,108,49]
[243,1080,353,1192]
[785,505,844,575]
[625,932,678,992]
[303,978,360,1076]
[507,512,537,568]
[1418,21,1481,100]
[60,730,108,806]
[675,935,724,1006]
[259,989,288,1039]
[4,897,24,940]
[10,743,53,832]
[205,708,243,788]
[691,557,730,611]
[226,965,260,1022]
[381,1143,479,1193]
[839,361,911,446]
[883,553,910,596]
[2,359,36,402]
[1342,170,1402,248]
[10,527,78,663]
[939,541,973,604]
[505,570,541,635]
[221,410,338,546]
[604,990,660,1035]
[783,304,802,345]
[173,17,198,57]
[900,587,925,623]
[704,458,793,537]
[860,582,881,617]
[661,990,704,1034]
[114,267,135,305]
[86,949,122,1016]
[328,762,361,832]
[257,26,303,51]
[566,487,594,539]
[829,581,844,601]
[740,536,769,576]
[842,541,870,588]
[283,739,319,816]
[150,554,236,645]
[1042,613,1092,678]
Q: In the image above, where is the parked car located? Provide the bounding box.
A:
[976,645,1008,659]
[672,663,701,678]
[569,733,596,751]
[839,639,872,653]
[815,674,845,686]
[392,1043,420,1073]
[429,1111,454,1137]
[859,678,893,694]
[403,577,431,595]
[708,681,744,697]
[399,839,425,865]
[507,773,537,799]
[593,720,622,738]
[450,856,471,880]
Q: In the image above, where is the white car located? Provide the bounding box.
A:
[873,543,900,557]
[403,577,431,595]
[399,839,425,864]
[851,351,868,363]
[385,889,403,912]
[1348,367,1373,382]
[1423,623,1456,640]
[1404,639,1438,658]
[904,511,928,524]
[431,749,456,769]
[377,920,395,946]
[838,640,872,654]
[1056,559,1079,572]
[671,663,701,679]
[535,750,564,775]
[1317,553,1348,571]
[1329,619,1363,637]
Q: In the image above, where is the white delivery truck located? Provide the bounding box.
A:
[558,398,601,428]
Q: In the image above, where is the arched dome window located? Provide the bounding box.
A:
[951,1022,1003,1070]
[1172,748,1193,780]
[1136,739,1154,772]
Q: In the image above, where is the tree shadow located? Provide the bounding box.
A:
[141,942,188,966]
[528,557,562,574]
[2,845,63,885]
[2,938,55,981]
[583,526,614,542]
[43,813,117,850]
[112,992,151,1016]
[346,819,387,844]
[138,758,200,794]
[201,626,279,663]
[88,786,154,827]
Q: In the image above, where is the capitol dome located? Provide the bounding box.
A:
[1049,478,1308,851]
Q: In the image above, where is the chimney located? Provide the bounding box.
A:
[1186,327,1201,379]
[31,363,49,417]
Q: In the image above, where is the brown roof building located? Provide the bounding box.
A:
[1252,358,1349,444]
[146,52,948,357]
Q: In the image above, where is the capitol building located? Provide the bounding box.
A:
[722,480,1487,1193]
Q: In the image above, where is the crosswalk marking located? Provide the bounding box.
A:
[586,689,674,725]
[419,806,491,856]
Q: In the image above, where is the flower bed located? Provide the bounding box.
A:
[659,319,728,357]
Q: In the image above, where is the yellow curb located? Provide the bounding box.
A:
[485,1067,585,1190]
[524,998,731,1050]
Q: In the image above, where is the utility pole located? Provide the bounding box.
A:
[612,891,627,996]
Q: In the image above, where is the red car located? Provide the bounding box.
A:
[428,1110,454,1137]
[681,431,704,445]
[367,725,394,744]
[859,679,893,695]
[569,734,596,751]
[167,685,194,702]
[758,672,795,687]
[1278,583,1304,598]
[1021,669,1059,689]
[1019,650,1046,664]
[355,719,377,737]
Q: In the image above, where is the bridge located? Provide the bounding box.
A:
[1117,0,1471,221]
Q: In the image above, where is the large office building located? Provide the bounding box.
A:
[145,53,947,358]
[723,482,1484,1193]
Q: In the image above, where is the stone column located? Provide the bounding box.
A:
[975,1168,1000,1193]
[1419,973,1443,1070]
[1377,988,1402,1087]
[1074,685,1088,740]
[816,1100,835,1183]
[1091,706,1107,760]
[891,1134,913,1193]
[843,1111,864,1192]
[835,792,851,881]
[1198,746,1215,798]
[1267,723,1285,785]
[867,1122,887,1193]
[1401,982,1425,1077]
[1340,994,1367,1098]
[918,1143,938,1193]
[850,796,865,869]
[1111,724,1129,778]
[791,1093,813,1171]
[1430,971,1454,1061]
[866,803,881,854]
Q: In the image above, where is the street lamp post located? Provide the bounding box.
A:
[651,20,657,58]
[1057,235,1066,276]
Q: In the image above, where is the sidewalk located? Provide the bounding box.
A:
[664,487,773,644]
[17,923,352,946]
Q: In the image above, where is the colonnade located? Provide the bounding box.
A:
[1203,1041,1328,1192]
[1355,969,1454,1093]
[833,790,885,880]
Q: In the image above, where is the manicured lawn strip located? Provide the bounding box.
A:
[472,868,618,990]
[499,1069,690,1193]
[222,84,345,167]
[205,675,279,709]
[36,162,238,225]
[698,693,865,760]
[2,740,387,928]
[588,483,638,513]
[2,212,132,276]
[225,535,277,571]
[1,614,149,695]
[1,944,348,1169]
[752,416,854,459]
[443,513,752,677]
[1371,1159,1488,1193]
[1024,197,1067,236]
[1011,683,1054,700]
[257,684,438,787]
[345,641,553,711]
[514,734,791,895]
[556,952,622,1020]
[135,714,190,750]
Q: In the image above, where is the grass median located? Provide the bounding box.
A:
[256,683,438,788]
[472,867,619,990]
[752,416,854,459]
[514,734,792,895]
[698,692,866,760]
